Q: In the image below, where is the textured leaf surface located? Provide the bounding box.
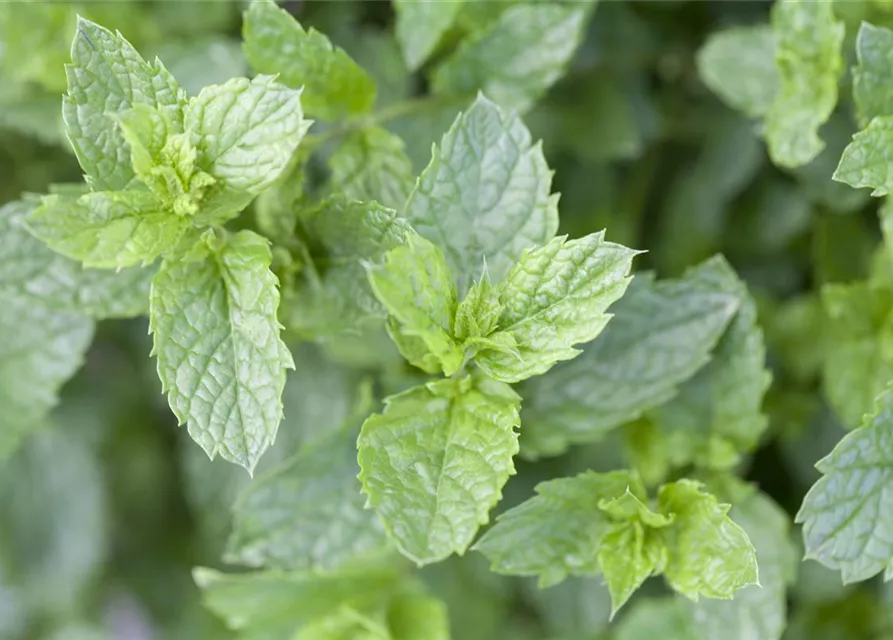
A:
[764,0,844,168]
[853,22,893,126]
[648,258,771,470]
[394,0,465,71]
[519,257,740,458]
[225,426,390,572]
[474,233,636,383]
[329,126,414,210]
[289,198,412,341]
[150,230,293,473]
[432,3,586,112]
[27,190,185,268]
[689,485,796,640]
[833,116,893,196]
[797,387,893,582]
[242,0,375,119]
[404,95,558,295]
[185,74,307,195]
[358,377,520,564]
[63,17,186,190]
[368,235,463,376]
[657,480,758,601]
[696,25,779,118]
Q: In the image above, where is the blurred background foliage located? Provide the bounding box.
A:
[3,1,893,639]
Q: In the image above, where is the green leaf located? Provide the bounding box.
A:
[476,472,757,608]
[329,126,414,210]
[26,190,186,269]
[185,74,308,197]
[3,199,152,319]
[797,386,893,582]
[853,22,893,127]
[518,257,740,459]
[648,257,771,471]
[473,232,637,383]
[404,94,559,295]
[689,483,797,640]
[63,17,186,190]
[432,3,587,112]
[833,116,893,196]
[225,426,390,573]
[368,235,463,376]
[287,198,412,342]
[194,566,401,638]
[149,230,293,473]
[614,598,697,640]
[358,376,520,564]
[386,592,451,640]
[242,0,375,119]
[764,0,844,168]
[454,272,503,342]
[696,25,779,118]
[474,470,639,588]
[657,480,759,601]
[394,0,465,71]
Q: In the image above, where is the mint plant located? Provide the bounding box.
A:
[9,0,893,638]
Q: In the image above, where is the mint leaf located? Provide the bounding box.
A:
[474,470,638,588]
[764,0,844,168]
[26,190,186,269]
[696,25,779,118]
[387,592,451,640]
[454,272,503,342]
[287,198,412,342]
[404,94,558,294]
[648,257,771,471]
[225,426,390,572]
[796,386,893,582]
[657,480,758,601]
[358,376,520,564]
[394,0,465,71]
[833,116,893,196]
[432,3,587,112]
[242,0,375,119]
[476,472,756,608]
[474,233,638,383]
[854,23,893,127]
[185,74,307,212]
[329,126,414,210]
[149,230,293,473]
[689,483,797,640]
[519,257,740,459]
[63,17,186,190]
[615,598,697,640]
[368,235,463,376]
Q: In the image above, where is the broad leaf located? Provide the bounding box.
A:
[358,376,520,564]
[225,426,390,573]
[404,94,558,295]
[185,74,307,196]
[242,0,375,119]
[833,116,893,196]
[432,3,587,112]
[696,25,779,118]
[474,233,637,383]
[329,126,414,210]
[27,190,185,269]
[764,0,844,168]
[519,257,740,459]
[368,235,463,376]
[394,0,465,71]
[149,230,293,473]
[63,17,186,190]
[797,386,893,582]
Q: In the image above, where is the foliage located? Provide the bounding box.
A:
[5,1,893,638]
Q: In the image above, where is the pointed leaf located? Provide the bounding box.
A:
[394,0,465,71]
[329,126,414,210]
